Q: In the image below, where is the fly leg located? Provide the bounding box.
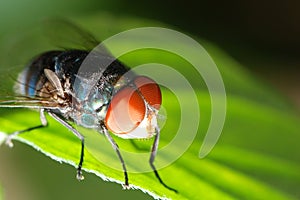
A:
[47,112,85,181]
[149,126,178,193]
[5,109,48,148]
[101,125,129,188]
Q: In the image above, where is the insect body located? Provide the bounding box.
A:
[1,21,176,192]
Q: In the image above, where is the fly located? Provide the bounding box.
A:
[0,19,177,192]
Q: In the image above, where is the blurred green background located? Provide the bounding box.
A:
[0,0,299,106]
[0,0,299,200]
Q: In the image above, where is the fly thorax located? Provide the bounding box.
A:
[72,88,111,128]
[87,88,111,120]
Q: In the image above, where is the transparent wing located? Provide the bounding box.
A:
[0,63,59,110]
[0,18,116,109]
[0,18,111,67]
[42,18,96,50]
[42,18,102,51]
[0,63,61,109]
[0,96,58,109]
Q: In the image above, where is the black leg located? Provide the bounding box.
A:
[47,112,85,181]
[149,126,178,193]
[5,109,48,147]
[101,125,129,188]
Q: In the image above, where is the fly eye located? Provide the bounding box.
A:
[134,76,162,110]
[105,87,146,134]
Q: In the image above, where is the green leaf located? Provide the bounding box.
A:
[0,13,299,199]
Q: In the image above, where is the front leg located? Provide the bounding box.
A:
[5,109,48,147]
[149,126,177,193]
[47,112,85,181]
[101,125,129,188]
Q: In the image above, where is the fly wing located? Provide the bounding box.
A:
[0,18,123,110]
[42,18,110,54]
[0,96,59,109]
[0,64,60,110]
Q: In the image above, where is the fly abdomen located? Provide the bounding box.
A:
[15,51,62,97]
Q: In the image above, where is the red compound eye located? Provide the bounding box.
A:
[134,76,162,110]
[105,86,146,134]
